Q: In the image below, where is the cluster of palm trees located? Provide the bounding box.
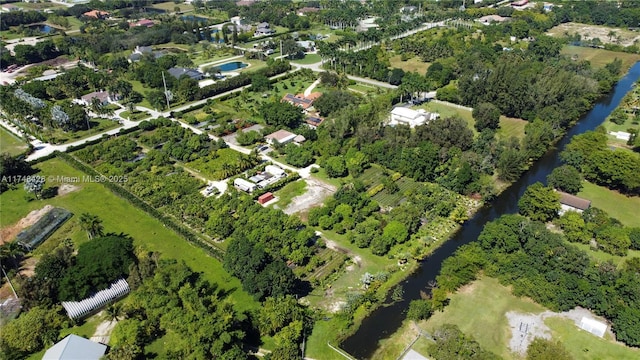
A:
[79,213,104,240]
[215,151,260,180]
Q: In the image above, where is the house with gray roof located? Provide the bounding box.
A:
[168,67,205,80]
[43,334,107,360]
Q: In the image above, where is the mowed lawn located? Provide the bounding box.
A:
[560,46,640,70]
[0,127,28,156]
[578,181,640,227]
[290,53,322,65]
[390,55,430,75]
[0,158,259,313]
[417,277,640,360]
[418,101,527,139]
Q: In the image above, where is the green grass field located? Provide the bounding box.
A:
[0,127,28,156]
[128,80,154,109]
[290,53,322,65]
[419,277,544,359]
[389,55,430,75]
[152,1,195,12]
[570,243,640,268]
[0,158,258,314]
[578,181,640,227]
[560,46,640,70]
[378,277,640,360]
[498,116,528,140]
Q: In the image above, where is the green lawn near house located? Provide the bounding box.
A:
[578,181,640,227]
[0,127,29,156]
[290,53,322,65]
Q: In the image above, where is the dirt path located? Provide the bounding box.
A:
[283,178,336,215]
[0,204,54,245]
[90,314,118,345]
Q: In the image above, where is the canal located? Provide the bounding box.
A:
[341,61,640,359]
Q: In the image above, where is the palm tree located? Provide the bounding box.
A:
[608,30,617,42]
[79,213,104,240]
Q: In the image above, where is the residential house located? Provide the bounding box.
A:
[388,107,439,128]
[557,191,591,215]
[254,22,275,36]
[400,5,417,13]
[281,92,322,112]
[296,40,315,51]
[230,16,253,32]
[236,0,256,6]
[265,129,297,145]
[476,15,510,25]
[43,335,107,360]
[305,116,324,129]
[1,4,20,12]
[297,7,320,16]
[83,10,110,19]
[168,67,205,80]
[128,46,166,62]
[78,90,118,106]
[130,18,155,28]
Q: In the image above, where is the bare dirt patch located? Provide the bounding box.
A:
[0,204,54,245]
[283,178,336,215]
[57,184,80,196]
[457,281,478,295]
[548,22,640,46]
[507,307,612,355]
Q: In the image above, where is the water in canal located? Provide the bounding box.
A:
[341,61,640,359]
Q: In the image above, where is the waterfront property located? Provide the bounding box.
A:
[557,191,591,215]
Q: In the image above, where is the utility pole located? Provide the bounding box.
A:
[280,39,283,58]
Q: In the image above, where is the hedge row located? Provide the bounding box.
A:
[197,60,291,100]
[56,152,225,260]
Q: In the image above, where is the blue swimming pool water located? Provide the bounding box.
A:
[216,61,248,71]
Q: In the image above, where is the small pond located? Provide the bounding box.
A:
[216,61,248,72]
[28,25,54,34]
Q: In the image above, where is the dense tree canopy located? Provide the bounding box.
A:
[518,182,560,222]
[547,165,583,194]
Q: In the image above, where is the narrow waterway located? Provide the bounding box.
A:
[341,62,640,359]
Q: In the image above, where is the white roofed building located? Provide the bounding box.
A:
[61,279,130,319]
[43,335,107,360]
[389,107,439,128]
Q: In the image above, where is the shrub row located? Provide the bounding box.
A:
[197,60,291,100]
[367,184,384,197]
[57,152,224,260]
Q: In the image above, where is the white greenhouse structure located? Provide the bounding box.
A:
[62,279,130,319]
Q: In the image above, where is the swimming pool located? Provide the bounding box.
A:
[216,61,248,72]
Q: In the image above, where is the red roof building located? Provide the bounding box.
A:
[258,192,274,204]
[130,19,155,28]
[83,10,110,19]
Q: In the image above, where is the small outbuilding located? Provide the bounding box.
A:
[265,165,286,178]
[579,317,608,338]
[258,192,274,204]
[43,334,107,360]
[61,279,130,320]
[234,178,257,193]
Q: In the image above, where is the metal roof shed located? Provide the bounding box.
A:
[61,279,130,319]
